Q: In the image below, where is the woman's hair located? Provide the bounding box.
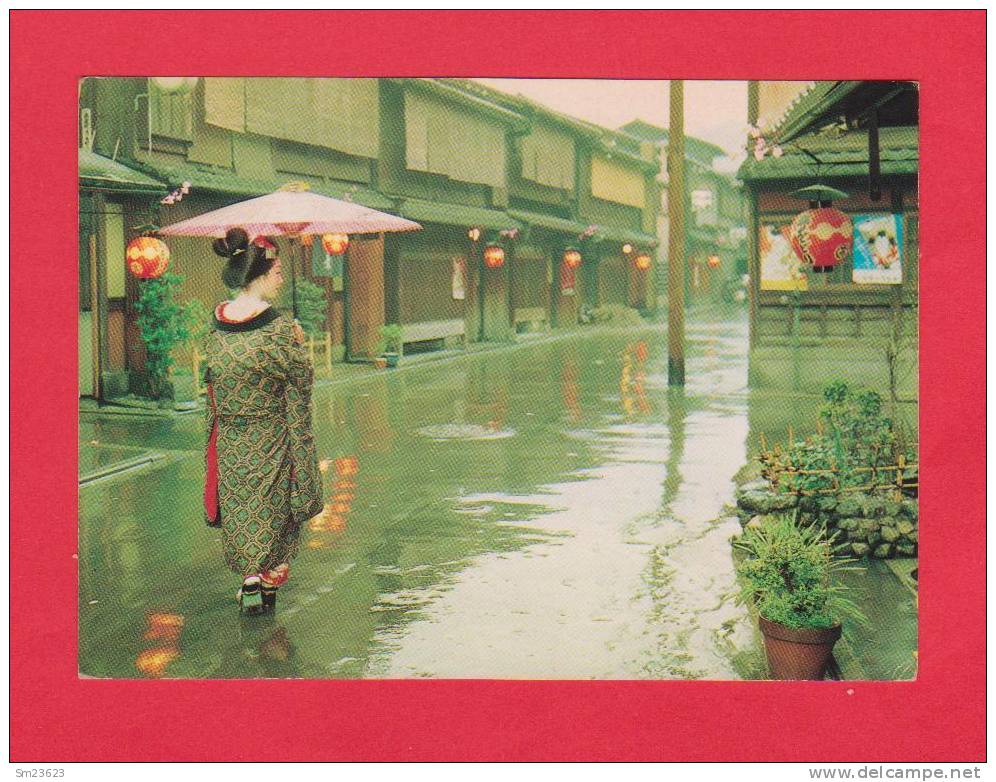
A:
[212,227,274,289]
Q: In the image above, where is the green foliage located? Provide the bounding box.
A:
[735,514,864,630]
[780,381,902,493]
[278,278,327,336]
[184,298,213,344]
[378,323,403,355]
[132,272,193,399]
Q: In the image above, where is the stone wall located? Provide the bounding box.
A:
[734,480,918,559]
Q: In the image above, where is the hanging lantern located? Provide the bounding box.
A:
[707,255,721,268]
[126,236,170,279]
[468,227,482,242]
[789,185,853,273]
[633,253,652,271]
[484,244,505,268]
[563,248,582,269]
[321,233,349,255]
[622,243,633,255]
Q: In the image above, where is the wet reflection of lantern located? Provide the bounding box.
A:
[135,611,185,678]
[335,457,359,476]
[321,233,349,255]
[135,648,180,678]
[126,236,170,279]
[483,244,505,268]
[143,612,184,642]
[309,456,359,548]
[561,359,582,422]
[620,342,652,417]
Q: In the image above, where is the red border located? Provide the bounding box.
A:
[10,11,986,762]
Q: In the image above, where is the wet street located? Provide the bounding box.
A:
[79,312,776,679]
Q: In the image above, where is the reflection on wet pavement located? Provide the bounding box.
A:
[80,315,766,679]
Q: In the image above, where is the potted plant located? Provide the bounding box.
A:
[734,513,864,679]
[378,323,403,368]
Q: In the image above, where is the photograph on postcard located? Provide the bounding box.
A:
[77,77,918,680]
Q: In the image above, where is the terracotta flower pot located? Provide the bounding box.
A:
[758,616,842,680]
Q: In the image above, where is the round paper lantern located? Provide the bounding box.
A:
[484,244,505,268]
[789,207,853,273]
[707,255,721,268]
[633,253,652,271]
[321,233,349,255]
[126,236,170,279]
[563,248,582,269]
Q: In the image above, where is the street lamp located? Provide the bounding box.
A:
[321,233,349,255]
[483,244,505,268]
[563,248,582,269]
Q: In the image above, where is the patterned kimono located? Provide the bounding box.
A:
[203,306,323,576]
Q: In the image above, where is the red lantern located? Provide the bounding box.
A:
[484,244,505,268]
[707,255,721,268]
[563,248,582,269]
[126,236,170,279]
[789,207,853,273]
[633,253,652,271]
[321,233,349,255]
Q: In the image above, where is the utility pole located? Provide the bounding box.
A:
[667,80,686,386]
[747,80,760,348]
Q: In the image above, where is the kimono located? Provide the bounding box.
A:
[203,306,323,577]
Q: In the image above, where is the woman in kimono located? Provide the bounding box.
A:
[203,228,323,615]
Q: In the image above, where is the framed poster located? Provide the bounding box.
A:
[853,213,904,284]
[759,220,807,290]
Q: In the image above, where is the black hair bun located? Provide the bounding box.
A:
[212,227,250,259]
[213,228,251,289]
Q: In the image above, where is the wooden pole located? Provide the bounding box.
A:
[746,81,760,349]
[667,80,686,386]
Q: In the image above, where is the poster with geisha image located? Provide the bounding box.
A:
[852,213,903,284]
[759,221,808,290]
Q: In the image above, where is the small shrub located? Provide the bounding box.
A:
[734,513,864,630]
[378,323,403,355]
[133,272,193,400]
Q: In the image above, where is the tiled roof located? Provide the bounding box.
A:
[738,125,919,182]
[398,199,520,232]
[768,81,863,142]
[79,149,167,193]
[134,160,395,210]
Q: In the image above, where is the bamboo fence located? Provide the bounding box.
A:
[758,430,918,499]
